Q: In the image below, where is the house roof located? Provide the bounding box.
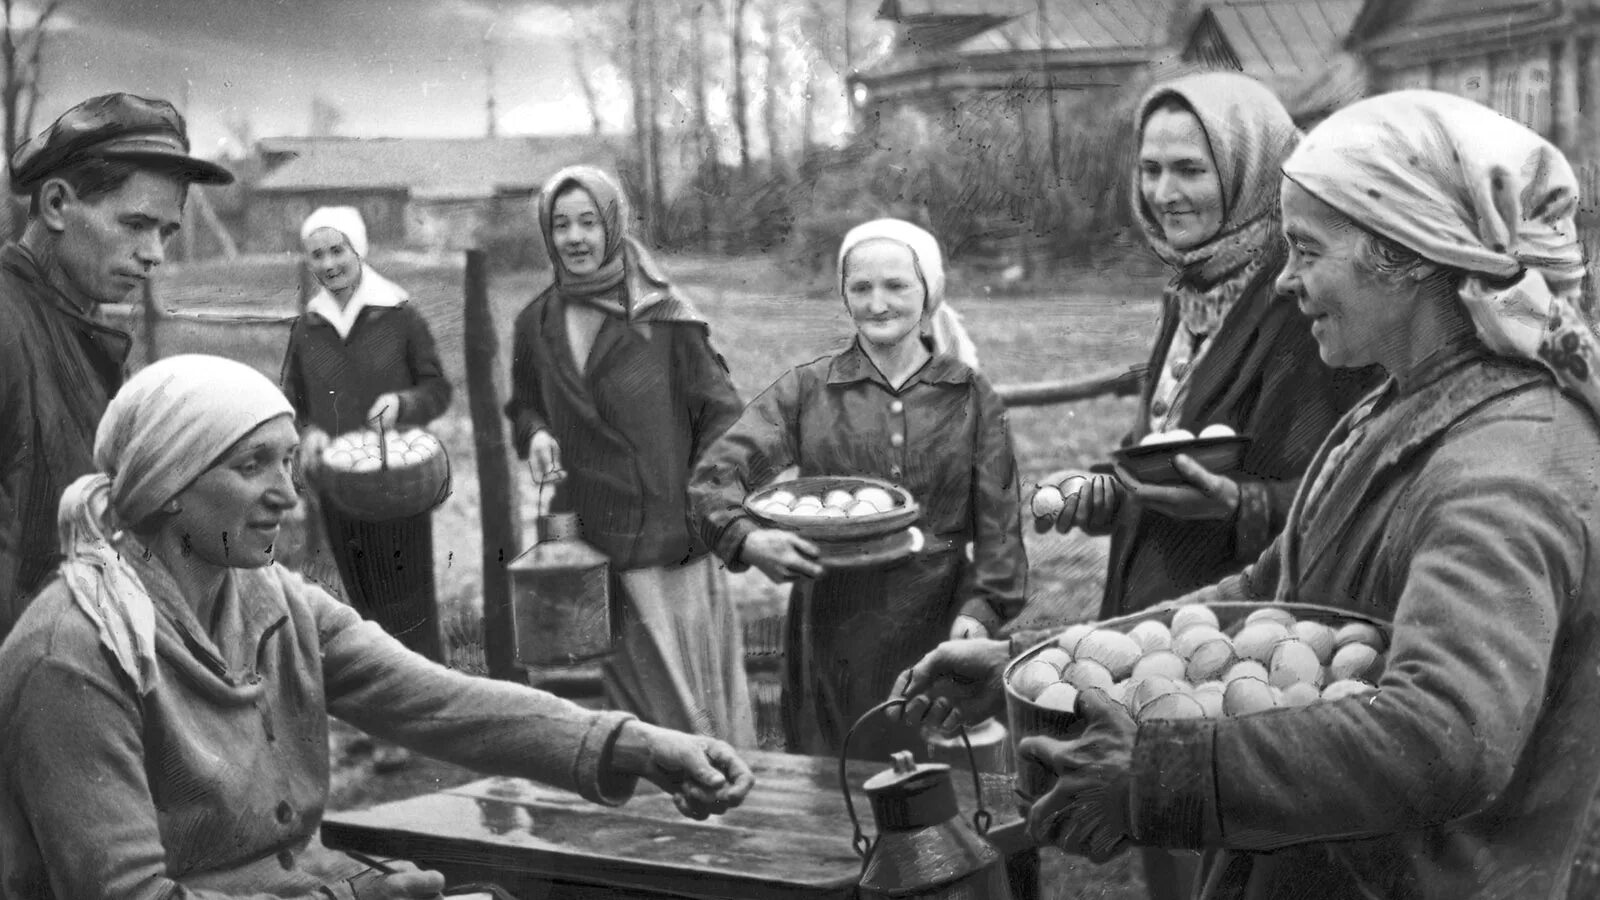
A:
[1191,0,1362,78]
[253,135,621,199]
[1348,0,1561,53]
[959,0,1187,55]
[878,0,1022,18]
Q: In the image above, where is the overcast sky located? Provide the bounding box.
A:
[31,0,642,155]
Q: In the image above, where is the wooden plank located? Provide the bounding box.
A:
[462,248,521,681]
[322,751,1034,900]
[993,365,1144,407]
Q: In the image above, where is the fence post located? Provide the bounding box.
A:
[142,279,160,366]
[463,248,521,681]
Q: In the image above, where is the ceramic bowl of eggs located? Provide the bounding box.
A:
[743,476,920,542]
[1110,423,1251,486]
[1004,601,1389,802]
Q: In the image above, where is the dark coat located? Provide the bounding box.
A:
[279,302,451,436]
[0,244,129,639]
[504,286,742,571]
[1130,349,1600,900]
[690,342,1027,758]
[1102,258,1377,618]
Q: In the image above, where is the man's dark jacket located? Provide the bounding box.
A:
[0,243,128,642]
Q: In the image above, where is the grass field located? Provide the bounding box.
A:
[151,250,1166,899]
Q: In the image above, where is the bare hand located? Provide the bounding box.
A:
[949,615,990,640]
[618,722,755,820]
[739,528,824,582]
[1114,454,1239,522]
[367,392,404,432]
[887,638,1011,732]
[1059,472,1124,536]
[298,427,331,482]
[1018,688,1137,861]
[529,429,563,480]
[351,858,447,899]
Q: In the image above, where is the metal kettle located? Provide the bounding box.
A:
[842,700,1015,900]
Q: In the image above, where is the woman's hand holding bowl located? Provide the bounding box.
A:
[887,638,1011,732]
[740,528,824,582]
[1113,454,1239,521]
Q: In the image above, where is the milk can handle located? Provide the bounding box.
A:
[840,698,993,867]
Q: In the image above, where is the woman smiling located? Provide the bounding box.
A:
[690,218,1027,761]
[505,166,755,749]
[0,355,753,900]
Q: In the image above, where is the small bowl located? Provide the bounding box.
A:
[744,475,920,542]
[1111,434,1251,486]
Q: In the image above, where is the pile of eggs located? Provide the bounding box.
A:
[751,485,900,520]
[1008,605,1386,722]
[322,429,443,474]
[1139,423,1238,447]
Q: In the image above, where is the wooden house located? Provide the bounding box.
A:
[1180,0,1367,124]
[1346,0,1600,159]
[246,135,621,256]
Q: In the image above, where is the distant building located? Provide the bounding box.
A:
[1180,0,1366,124]
[1346,0,1600,159]
[855,0,1196,120]
[246,135,622,257]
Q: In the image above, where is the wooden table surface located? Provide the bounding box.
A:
[322,749,1038,900]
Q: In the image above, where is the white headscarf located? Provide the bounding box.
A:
[57,355,295,694]
[300,205,369,257]
[838,218,980,368]
[299,205,408,340]
[1283,90,1600,420]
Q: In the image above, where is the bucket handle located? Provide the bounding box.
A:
[840,698,993,869]
[368,412,391,472]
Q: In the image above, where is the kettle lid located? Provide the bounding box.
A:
[862,750,951,795]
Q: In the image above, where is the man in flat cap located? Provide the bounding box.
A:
[0,92,233,642]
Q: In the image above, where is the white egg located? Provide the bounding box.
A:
[1198,424,1237,439]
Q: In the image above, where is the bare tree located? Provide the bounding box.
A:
[690,0,716,247]
[729,0,753,177]
[761,0,784,178]
[644,0,665,236]
[1,0,63,167]
[567,16,605,136]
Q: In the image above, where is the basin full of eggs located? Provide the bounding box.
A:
[321,429,444,473]
[749,485,900,520]
[1007,605,1387,724]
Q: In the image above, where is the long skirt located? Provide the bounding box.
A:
[601,555,757,748]
[320,503,444,663]
[782,548,964,762]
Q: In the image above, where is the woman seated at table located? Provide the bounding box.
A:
[892,90,1600,898]
[0,354,753,900]
[689,218,1027,762]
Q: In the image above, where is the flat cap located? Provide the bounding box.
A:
[9,92,234,195]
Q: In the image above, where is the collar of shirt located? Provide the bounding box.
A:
[826,338,972,391]
[305,265,406,340]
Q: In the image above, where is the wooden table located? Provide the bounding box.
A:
[322,750,1039,900]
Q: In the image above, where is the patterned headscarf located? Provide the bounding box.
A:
[56,355,295,694]
[1135,72,1302,336]
[1283,90,1600,421]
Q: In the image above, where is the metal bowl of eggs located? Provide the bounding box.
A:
[1110,423,1251,486]
[743,475,920,543]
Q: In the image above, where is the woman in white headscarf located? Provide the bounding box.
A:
[281,206,452,669]
[690,218,1027,761]
[0,354,752,900]
[892,91,1600,900]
